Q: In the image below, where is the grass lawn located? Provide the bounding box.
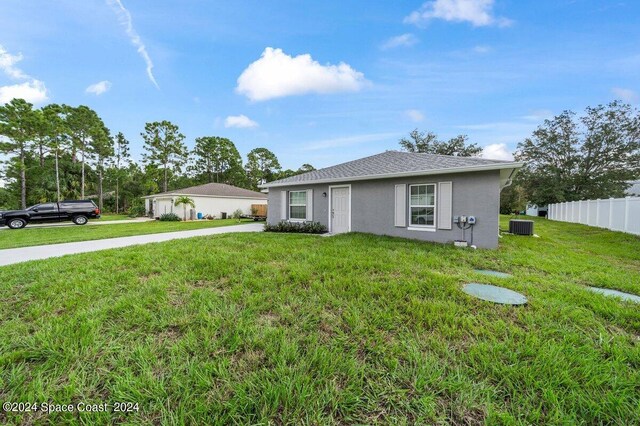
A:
[0,219,252,250]
[0,216,638,424]
[96,214,134,221]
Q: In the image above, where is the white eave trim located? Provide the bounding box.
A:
[141,193,268,200]
[259,162,524,189]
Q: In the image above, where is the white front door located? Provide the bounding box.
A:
[331,186,350,234]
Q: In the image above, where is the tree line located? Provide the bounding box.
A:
[398,101,640,213]
[0,99,313,212]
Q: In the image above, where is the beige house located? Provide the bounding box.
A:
[143,182,267,219]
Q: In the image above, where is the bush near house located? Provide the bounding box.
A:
[159,213,181,222]
[264,220,328,234]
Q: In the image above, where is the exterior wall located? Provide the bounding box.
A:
[267,170,501,248]
[147,196,267,218]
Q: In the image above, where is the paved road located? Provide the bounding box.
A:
[0,222,264,267]
[0,217,153,230]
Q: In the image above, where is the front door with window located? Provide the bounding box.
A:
[330,186,350,234]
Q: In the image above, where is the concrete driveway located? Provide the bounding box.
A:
[0,222,263,267]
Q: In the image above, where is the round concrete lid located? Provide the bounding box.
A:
[474,269,513,279]
[586,287,640,303]
[463,283,527,305]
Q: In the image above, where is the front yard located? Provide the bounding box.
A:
[0,217,638,424]
[0,219,252,250]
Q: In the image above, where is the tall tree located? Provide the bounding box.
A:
[516,101,640,206]
[91,126,113,210]
[141,121,188,192]
[245,147,281,188]
[41,104,69,202]
[0,98,37,208]
[399,129,483,157]
[191,136,243,184]
[65,105,107,199]
[108,132,130,213]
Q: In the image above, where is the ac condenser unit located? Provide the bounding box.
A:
[509,219,534,236]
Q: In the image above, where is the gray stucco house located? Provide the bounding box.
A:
[261,151,523,248]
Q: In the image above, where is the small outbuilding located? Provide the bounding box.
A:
[143,182,267,219]
[260,151,522,249]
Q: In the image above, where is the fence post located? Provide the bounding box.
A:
[624,197,630,233]
[608,198,613,230]
[596,199,600,227]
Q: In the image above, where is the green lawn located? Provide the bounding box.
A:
[96,214,134,221]
[0,219,252,250]
[0,217,638,424]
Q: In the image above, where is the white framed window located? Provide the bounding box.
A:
[409,184,436,227]
[289,190,307,221]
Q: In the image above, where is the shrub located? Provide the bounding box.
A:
[159,213,181,222]
[127,200,147,217]
[203,214,215,220]
[264,220,328,234]
[232,209,243,221]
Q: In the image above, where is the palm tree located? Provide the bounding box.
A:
[174,196,195,221]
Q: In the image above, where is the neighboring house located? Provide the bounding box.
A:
[261,151,523,249]
[626,180,640,197]
[142,182,267,219]
[525,204,547,217]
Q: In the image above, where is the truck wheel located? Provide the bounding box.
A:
[72,215,88,225]
[8,218,27,229]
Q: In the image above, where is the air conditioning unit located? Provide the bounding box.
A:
[509,219,534,236]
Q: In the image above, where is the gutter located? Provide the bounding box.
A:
[260,162,525,189]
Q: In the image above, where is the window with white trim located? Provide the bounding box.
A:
[409,184,436,226]
[289,191,307,220]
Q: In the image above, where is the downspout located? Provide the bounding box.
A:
[500,168,517,192]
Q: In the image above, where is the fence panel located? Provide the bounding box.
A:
[548,197,639,236]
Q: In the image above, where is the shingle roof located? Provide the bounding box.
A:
[262,150,522,188]
[144,183,267,199]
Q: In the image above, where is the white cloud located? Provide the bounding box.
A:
[405,109,425,122]
[0,44,48,105]
[473,45,491,54]
[521,109,553,121]
[405,0,513,27]
[303,132,398,151]
[0,80,48,104]
[0,45,29,80]
[481,143,513,161]
[611,87,638,103]
[236,47,368,101]
[106,0,159,89]
[380,34,419,50]
[85,80,112,95]
[224,115,259,128]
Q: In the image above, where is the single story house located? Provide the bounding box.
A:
[142,182,267,219]
[260,151,523,249]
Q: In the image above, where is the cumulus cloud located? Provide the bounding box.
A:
[86,80,112,95]
[106,0,159,89]
[0,81,48,105]
[405,109,425,122]
[224,115,259,128]
[481,143,513,161]
[0,44,48,105]
[236,47,368,101]
[380,34,419,50]
[0,45,29,80]
[611,87,638,103]
[405,0,512,27]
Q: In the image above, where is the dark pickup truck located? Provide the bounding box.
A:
[0,200,101,229]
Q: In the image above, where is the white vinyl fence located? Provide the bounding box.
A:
[548,197,640,235]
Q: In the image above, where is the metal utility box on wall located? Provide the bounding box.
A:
[509,219,534,235]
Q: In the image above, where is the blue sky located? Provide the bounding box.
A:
[1,0,639,169]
